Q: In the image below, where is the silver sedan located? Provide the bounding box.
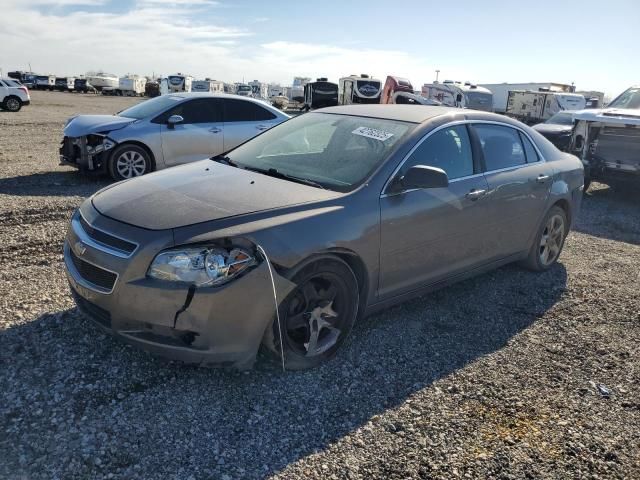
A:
[59,93,289,180]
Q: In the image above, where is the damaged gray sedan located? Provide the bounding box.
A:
[64,105,584,370]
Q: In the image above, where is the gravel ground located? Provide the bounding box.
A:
[1,91,639,480]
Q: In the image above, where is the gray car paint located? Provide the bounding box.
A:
[62,93,289,172]
[64,105,584,369]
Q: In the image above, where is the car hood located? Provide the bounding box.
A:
[572,108,640,126]
[64,114,137,137]
[532,123,572,135]
[92,160,341,230]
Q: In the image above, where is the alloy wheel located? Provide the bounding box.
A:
[6,98,20,111]
[115,150,147,178]
[284,274,347,357]
[539,214,565,266]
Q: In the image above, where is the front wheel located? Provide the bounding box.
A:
[263,258,359,370]
[107,144,152,180]
[521,206,568,271]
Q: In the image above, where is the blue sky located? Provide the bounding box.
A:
[1,0,637,97]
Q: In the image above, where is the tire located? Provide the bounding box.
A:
[3,96,22,112]
[263,258,359,370]
[107,144,152,181]
[521,206,568,272]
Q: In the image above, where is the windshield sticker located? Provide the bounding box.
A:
[352,126,395,141]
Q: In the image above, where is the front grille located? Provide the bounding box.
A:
[79,215,137,255]
[69,247,117,291]
[71,289,112,328]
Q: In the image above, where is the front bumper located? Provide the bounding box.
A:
[59,135,113,173]
[63,203,295,369]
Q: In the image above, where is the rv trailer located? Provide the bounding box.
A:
[303,78,339,110]
[191,79,224,93]
[506,90,586,124]
[35,75,56,91]
[421,81,493,111]
[54,77,76,92]
[248,80,269,99]
[166,73,193,93]
[480,82,575,113]
[118,75,147,96]
[338,74,383,105]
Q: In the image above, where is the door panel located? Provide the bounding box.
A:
[379,176,491,298]
[223,99,278,151]
[159,98,224,166]
[472,124,554,256]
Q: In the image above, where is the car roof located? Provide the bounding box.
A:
[317,104,505,124]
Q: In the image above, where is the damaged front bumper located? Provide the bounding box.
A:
[59,134,116,173]
[63,204,296,369]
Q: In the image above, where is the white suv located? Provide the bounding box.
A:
[0,78,31,112]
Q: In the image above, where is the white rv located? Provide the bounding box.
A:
[235,83,253,96]
[166,73,193,93]
[191,79,224,93]
[505,90,586,124]
[118,76,147,96]
[480,82,575,113]
[35,75,55,91]
[421,81,493,111]
[248,80,269,99]
[86,72,119,92]
[338,74,383,105]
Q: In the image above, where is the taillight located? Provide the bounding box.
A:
[19,86,29,94]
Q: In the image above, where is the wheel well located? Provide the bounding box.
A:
[284,251,369,319]
[552,199,571,226]
[112,141,156,171]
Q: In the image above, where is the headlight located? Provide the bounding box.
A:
[147,246,256,287]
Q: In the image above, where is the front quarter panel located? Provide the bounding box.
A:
[109,121,164,168]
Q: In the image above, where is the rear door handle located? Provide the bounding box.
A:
[536,174,551,183]
[465,189,487,200]
[209,127,221,134]
[256,124,270,131]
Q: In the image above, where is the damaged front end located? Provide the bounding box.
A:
[59,133,116,173]
[572,109,640,186]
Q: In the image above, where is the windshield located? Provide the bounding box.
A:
[117,95,184,119]
[223,112,414,192]
[237,85,252,92]
[546,112,573,125]
[607,87,640,109]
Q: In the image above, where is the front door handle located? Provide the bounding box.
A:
[465,189,487,200]
[256,124,270,131]
[536,174,551,183]
[209,127,221,134]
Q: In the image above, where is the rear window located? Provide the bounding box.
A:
[224,99,276,122]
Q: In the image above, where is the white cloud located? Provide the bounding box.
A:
[0,3,453,87]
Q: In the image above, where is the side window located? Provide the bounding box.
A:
[155,98,222,124]
[224,99,276,122]
[400,125,474,180]
[473,124,526,171]
[519,131,540,163]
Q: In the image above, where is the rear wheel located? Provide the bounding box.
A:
[521,206,568,271]
[263,258,359,370]
[107,144,152,180]
[3,96,22,112]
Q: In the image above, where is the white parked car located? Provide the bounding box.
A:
[0,78,30,112]
[60,93,290,180]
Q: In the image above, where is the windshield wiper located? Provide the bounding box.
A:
[210,154,238,167]
[243,166,326,190]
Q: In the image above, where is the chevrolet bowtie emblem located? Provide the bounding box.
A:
[74,241,87,256]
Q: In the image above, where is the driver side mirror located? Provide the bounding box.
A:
[399,165,449,191]
[167,115,184,129]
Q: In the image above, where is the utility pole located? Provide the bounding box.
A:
[435,69,440,83]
